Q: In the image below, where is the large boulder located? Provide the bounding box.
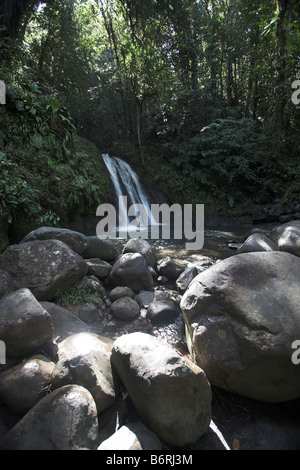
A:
[109,253,153,291]
[0,385,99,450]
[0,288,53,358]
[236,233,278,254]
[51,333,115,413]
[0,240,87,301]
[20,227,88,255]
[123,238,157,267]
[181,251,300,403]
[0,355,55,415]
[111,332,211,447]
[269,220,300,256]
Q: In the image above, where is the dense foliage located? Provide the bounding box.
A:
[0,0,300,245]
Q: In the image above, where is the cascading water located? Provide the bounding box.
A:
[102,153,155,233]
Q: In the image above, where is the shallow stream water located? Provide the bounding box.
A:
[90,225,248,349]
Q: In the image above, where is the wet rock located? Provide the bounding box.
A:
[51,333,115,414]
[98,422,162,450]
[181,251,300,403]
[0,385,99,450]
[111,332,211,447]
[157,256,186,280]
[110,296,140,321]
[0,355,55,415]
[20,227,88,255]
[146,300,180,325]
[0,240,87,301]
[109,253,154,291]
[123,238,157,267]
[0,288,53,358]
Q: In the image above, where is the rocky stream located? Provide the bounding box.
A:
[0,218,300,451]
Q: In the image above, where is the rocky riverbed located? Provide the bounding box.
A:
[0,223,300,450]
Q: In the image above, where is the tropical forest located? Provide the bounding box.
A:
[0,0,300,452]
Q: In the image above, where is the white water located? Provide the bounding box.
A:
[102,153,156,232]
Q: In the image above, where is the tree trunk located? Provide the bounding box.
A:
[274,0,289,154]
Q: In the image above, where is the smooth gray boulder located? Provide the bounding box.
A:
[0,385,99,450]
[236,233,278,254]
[111,332,211,447]
[181,251,300,403]
[0,239,87,301]
[51,333,115,413]
[0,288,53,358]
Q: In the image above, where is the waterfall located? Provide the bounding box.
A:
[102,153,155,233]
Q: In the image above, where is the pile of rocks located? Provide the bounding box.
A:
[0,227,211,450]
[0,220,300,450]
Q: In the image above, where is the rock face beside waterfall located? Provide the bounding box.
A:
[181,251,300,403]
